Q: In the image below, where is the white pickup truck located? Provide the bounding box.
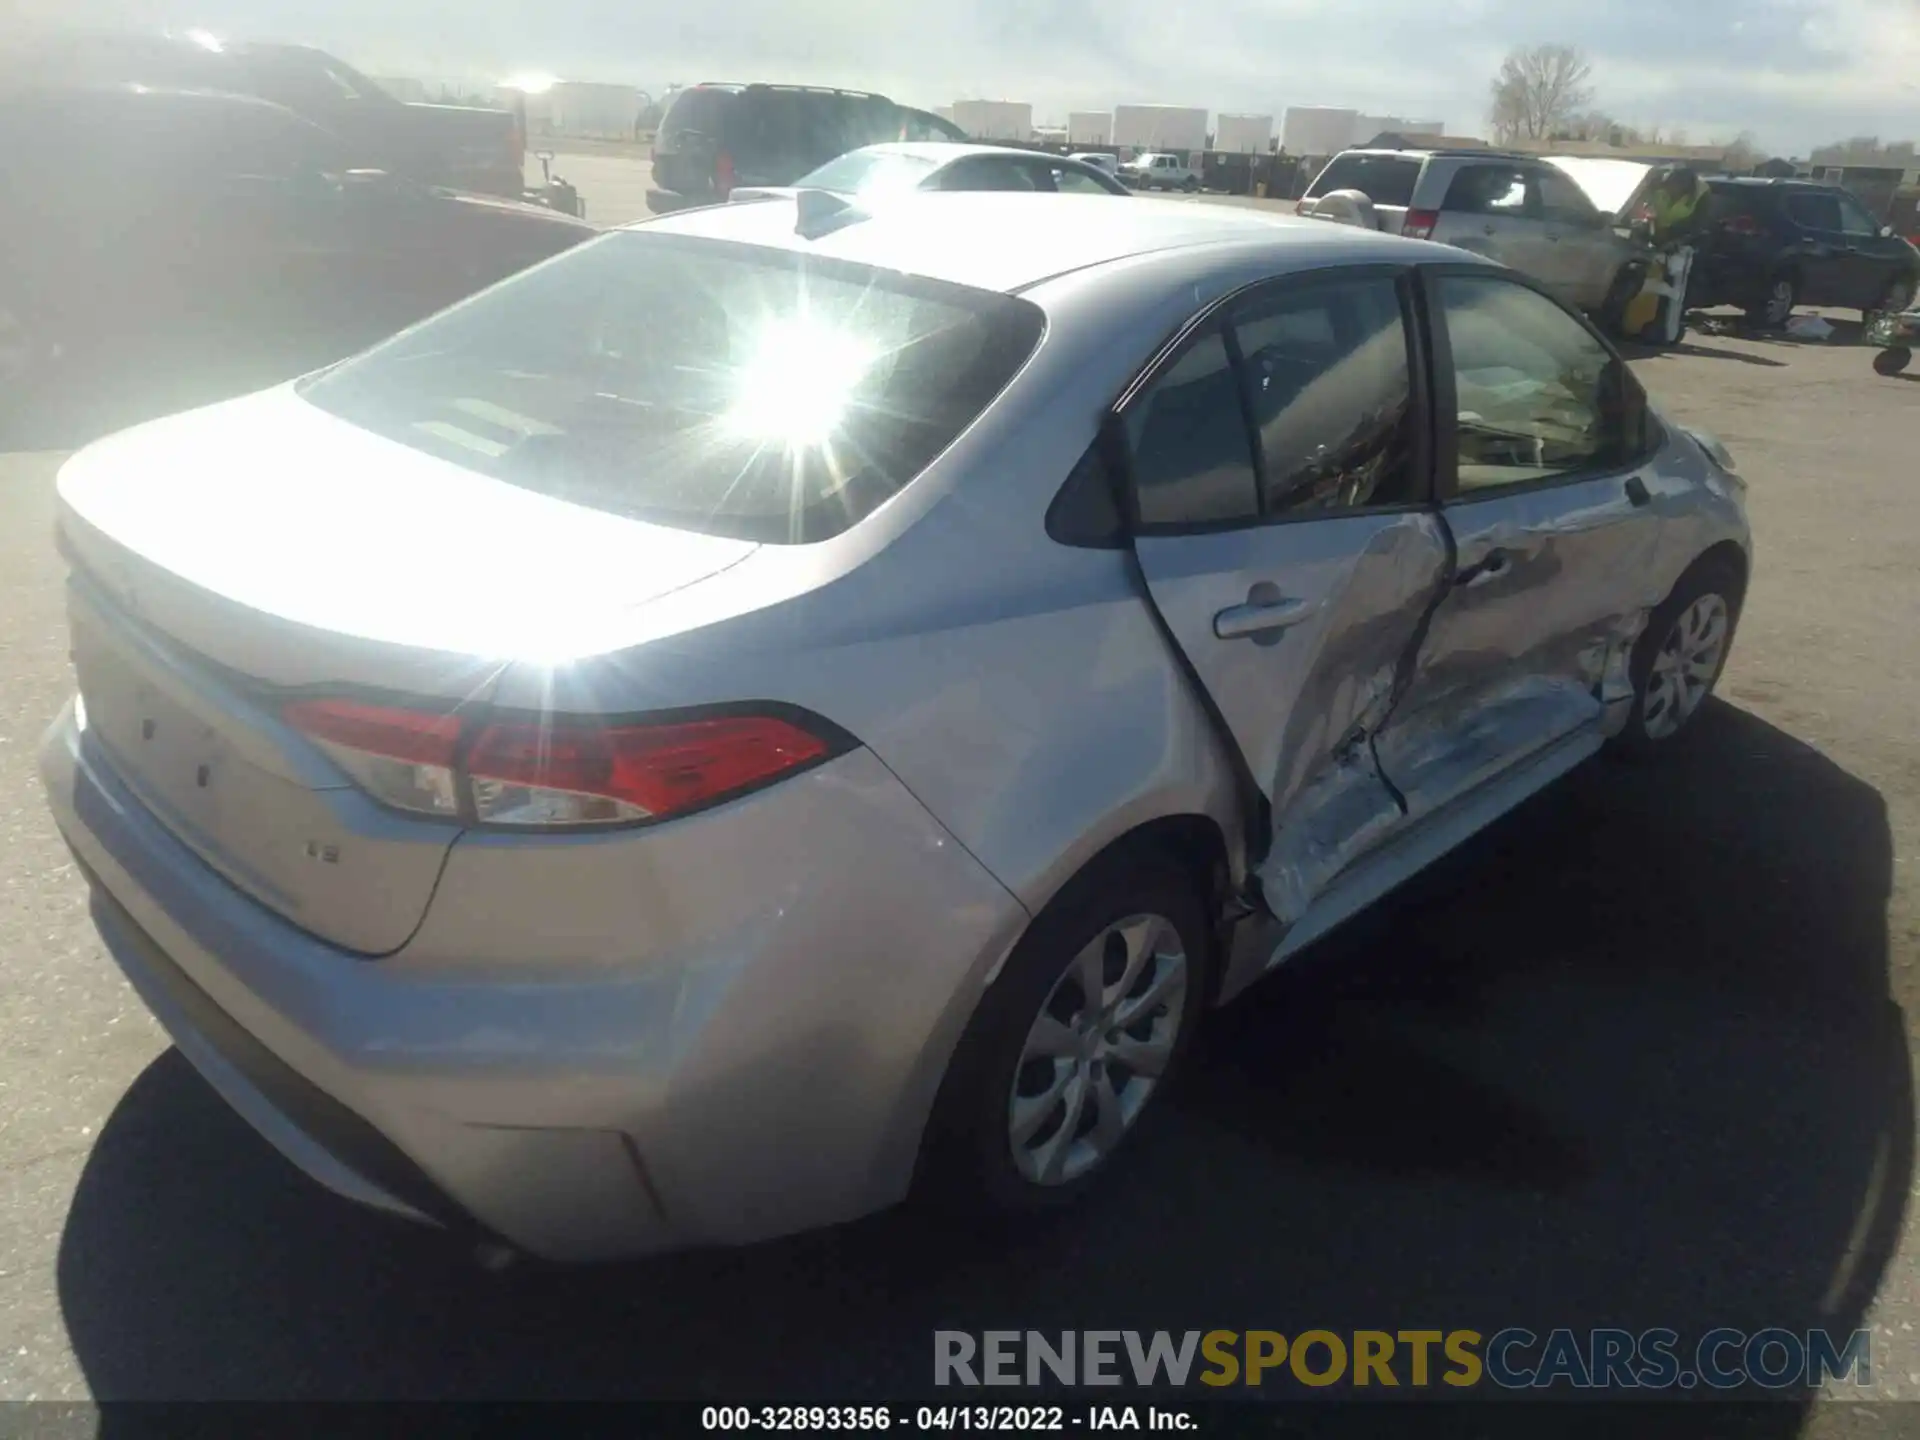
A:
[1118,153,1201,191]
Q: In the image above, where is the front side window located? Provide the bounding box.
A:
[1836,193,1883,236]
[1437,274,1645,494]
[1124,328,1260,527]
[300,232,1044,543]
[1788,191,1844,231]
[1534,168,1601,225]
[1229,276,1419,514]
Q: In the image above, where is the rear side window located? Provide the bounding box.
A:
[1444,165,1532,216]
[1124,329,1260,527]
[659,87,734,140]
[299,232,1045,544]
[799,149,941,194]
[1305,154,1420,206]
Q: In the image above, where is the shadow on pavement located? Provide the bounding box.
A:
[60,703,1909,1424]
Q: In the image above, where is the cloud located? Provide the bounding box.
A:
[14,0,1919,152]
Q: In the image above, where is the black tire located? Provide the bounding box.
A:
[917,850,1211,1217]
[1615,557,1744,758]
[1183,176,1199,192]
[1874,346,1913,376]
[1747,272,1797,329]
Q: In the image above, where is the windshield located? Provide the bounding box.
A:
[794,149,943,195]
[299,231,1045,544]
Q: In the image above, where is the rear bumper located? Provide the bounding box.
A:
[41,700,1028,1261]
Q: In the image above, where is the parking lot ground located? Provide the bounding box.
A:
[1,295,1918,1422]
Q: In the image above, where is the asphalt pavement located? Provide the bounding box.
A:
[0,177,1917,1426]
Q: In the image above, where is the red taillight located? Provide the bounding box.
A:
[282,698,461,768]
[467,715,830,824]
[1723,214,1763,237]
[283,701,836,829]
[714,151,735,199]
[1402,208,1440,241]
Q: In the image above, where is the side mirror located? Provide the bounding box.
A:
[1883,225,1896,239]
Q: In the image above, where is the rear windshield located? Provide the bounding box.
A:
[1304,154,1421,206]
[798,148,942,194]
[299,231,1045,544]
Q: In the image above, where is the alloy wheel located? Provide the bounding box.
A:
[1642,593,1730,740]
[1764,280,1795,327]
[1007,912,1188,1186]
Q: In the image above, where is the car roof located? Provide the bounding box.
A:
[0,80,297,117]
[852,141,1083,165]
[637,190,1446,294]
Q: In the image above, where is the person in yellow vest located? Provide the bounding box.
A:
[1621,167,1711,345]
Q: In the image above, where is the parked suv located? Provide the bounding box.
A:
[1298,148,1647,321]
[1686,179,1920,327]
[647,83,967,213]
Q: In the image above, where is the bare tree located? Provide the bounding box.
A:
[1488,44,1596,144]
[1720,130,1763,173]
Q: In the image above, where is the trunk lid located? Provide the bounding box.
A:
[56,387,758,953]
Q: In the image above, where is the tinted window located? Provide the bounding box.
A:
[1124,329,1260,527]
[1787,191,1843,231]
[898,107,966,142]
[658,87,734,140]
[798,149,941,195]
[1438,275,1645,493]
[937,156,1040,191]
[1230,277,1419,513]
[300,232,1045,544]
[738,91,893,171]
[235,48,391,110]
[1050,164,1122,195]
[1836,192,1882,236]
[1534,168,1599,224]
[1305,154,1420,206]
[1445,165,1531,216]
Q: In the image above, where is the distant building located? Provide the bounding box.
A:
[935,105,955,124]
[1113,104,1208,155]
[1367,132,1486,150]
[1214,113,1273,155]
[951,99,1032,141]
[1068,110,1113,146]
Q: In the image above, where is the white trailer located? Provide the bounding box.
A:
[1113,104,1208,156]
[1068,110,1113,146]
[1214,113,1273,155]
[1281,106,1359,157]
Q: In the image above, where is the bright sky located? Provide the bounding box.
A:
[15,0,1920,155]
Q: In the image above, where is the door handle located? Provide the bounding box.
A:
[1484,224,1498,236]
[1213,595,1312,640]
[1457,548,1516,589]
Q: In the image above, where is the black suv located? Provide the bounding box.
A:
[1689,179,1920,327]
[647,83,967,213]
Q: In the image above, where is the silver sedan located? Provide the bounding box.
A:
[41,193,1751,1262]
